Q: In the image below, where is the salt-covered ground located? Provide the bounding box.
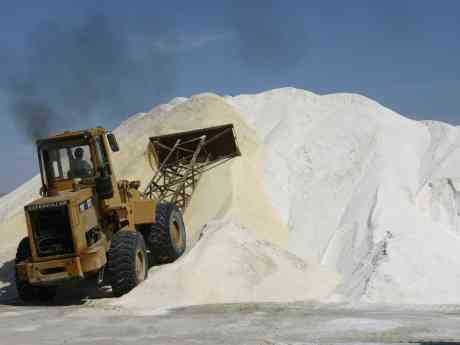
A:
[1,87,460,312]
[1,302,460,344]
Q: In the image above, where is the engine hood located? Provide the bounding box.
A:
[25,188,94,211]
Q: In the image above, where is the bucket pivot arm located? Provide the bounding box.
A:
[143,124,241,211]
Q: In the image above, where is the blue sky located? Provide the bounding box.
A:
[0,1,459,193]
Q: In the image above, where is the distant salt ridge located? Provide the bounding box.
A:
[228,88,460,304]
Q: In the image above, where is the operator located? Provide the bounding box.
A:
[69,147,93,178]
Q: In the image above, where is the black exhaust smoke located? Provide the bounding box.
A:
[2,4,309,142]
[2,14,177,141]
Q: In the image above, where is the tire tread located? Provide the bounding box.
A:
[145,203,186,265]
[107,231,147,297]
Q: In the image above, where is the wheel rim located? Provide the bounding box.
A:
[170,220,185,251]
[135,250,146,282]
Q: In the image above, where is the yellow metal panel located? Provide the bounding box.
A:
[80,204,98,230]
[25,213,39,260]
[16,263,28,280]
[80,245,107,273]
[66,257,83,277]
[133,199,156,225]
[26,257,85,284]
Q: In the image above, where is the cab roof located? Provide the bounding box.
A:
[36,127,108,145]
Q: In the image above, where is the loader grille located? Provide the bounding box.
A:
[29,205,74,257]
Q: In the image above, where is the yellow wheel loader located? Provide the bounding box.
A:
[14,124,240,300]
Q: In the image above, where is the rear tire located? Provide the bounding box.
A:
[107,231,148,297]
[145,203,187,265]
[15,237,57,302]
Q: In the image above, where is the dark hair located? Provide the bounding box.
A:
[75,147,84,158]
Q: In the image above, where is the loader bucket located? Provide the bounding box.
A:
[148,124,241,169]
[144,124,241,211]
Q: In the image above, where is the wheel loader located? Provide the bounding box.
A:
[14,124,240,301]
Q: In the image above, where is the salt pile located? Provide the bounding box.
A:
[1,88,460,308]
[115,219,339,311]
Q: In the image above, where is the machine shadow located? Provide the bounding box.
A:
[0,259,17,304]
[0,258,113,307]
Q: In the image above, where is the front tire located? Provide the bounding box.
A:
[15,237,57,302]
[145,203,186,265]
[107,231,148,297]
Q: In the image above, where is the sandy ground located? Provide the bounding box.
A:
[0,302,460,344]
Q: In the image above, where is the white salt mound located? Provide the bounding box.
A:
[115,219,339,312]
[1,87,460,307]
[228,88,460,304]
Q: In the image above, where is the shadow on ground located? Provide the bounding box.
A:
[0,258,112,306]
[0,259,16,303]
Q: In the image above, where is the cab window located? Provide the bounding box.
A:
[41,142,94,182]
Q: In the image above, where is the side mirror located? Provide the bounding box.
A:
[95,168,114,200]
[107,133,120,152]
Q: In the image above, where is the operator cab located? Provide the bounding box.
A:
[37,129,118,195]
